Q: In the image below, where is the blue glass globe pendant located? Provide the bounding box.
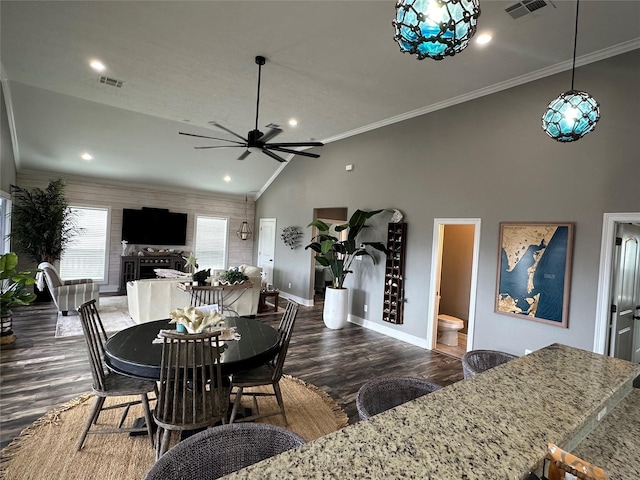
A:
[541,0,600,142]
[541,90,600,142]
[392,0,481,60]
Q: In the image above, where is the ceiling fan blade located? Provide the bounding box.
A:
[179,132,246,145]
[259,127,283,143]
[269,146,321,158]
[194,145,245,150]
[261,149,287,163]
[208,122,249,142]
[237,150,251,160]
[267,141,324,147]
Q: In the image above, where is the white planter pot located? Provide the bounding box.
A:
[323,287,349,329]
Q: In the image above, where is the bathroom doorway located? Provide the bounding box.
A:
[427,219,481,358]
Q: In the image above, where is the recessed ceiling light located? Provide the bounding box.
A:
[90,60,106,72]
[288,118,298,127]
[81,152,93,161]
[223,175,231,182]
[476,33,492,45]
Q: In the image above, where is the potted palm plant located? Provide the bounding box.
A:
[10,179,78,300]
[1,252,37,344]
[306,209,387,329]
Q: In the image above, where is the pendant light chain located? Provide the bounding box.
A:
[570,0,580,90]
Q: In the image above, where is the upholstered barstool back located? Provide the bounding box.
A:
[37,262,100,315]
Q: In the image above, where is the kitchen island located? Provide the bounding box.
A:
[225,344,640,479]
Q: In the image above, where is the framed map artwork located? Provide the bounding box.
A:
[495,222,574,328]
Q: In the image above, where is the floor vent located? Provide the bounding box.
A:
[98,75,124,88]
[505,0,553,20]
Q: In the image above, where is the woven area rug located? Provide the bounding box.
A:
[55,296,135,338]
[0,375,348,480]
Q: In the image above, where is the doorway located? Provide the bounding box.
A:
[427,218,481,358]
[594,213,640,361]
[308,207,348,305]
[257,218,276,287]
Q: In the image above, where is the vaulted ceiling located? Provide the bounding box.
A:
[2,1,639,197]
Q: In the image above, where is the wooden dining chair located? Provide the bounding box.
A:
[154,329,230,459]
[228,300,299,425]
[76,299,156,450]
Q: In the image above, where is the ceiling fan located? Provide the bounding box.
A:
[180,56,324,163]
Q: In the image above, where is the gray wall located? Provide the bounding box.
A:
[255,49,640,355]
[1,84,17,193]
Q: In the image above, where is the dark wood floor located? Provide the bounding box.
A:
[0,296,464,449]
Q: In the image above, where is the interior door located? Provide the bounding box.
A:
[609,223,640,361]
[258,218,276,287]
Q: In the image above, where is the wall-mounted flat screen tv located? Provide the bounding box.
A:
[121,207,188,246]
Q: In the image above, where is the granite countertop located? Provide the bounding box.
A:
[571,388,640,478]
[224,344,640,480]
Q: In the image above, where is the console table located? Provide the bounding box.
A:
[118,255,185,294]
[177,282,253,316]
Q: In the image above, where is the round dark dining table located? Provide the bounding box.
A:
[105,316,279,380]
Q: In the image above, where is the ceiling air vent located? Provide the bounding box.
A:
[505,0,553,20]
[97,75,124,88]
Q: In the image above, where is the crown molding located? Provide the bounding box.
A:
[322,40,640,145]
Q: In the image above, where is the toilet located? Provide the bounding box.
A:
[437,314,464,347]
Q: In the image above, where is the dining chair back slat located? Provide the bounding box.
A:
[78,300,108,392]
[154,329,230,458]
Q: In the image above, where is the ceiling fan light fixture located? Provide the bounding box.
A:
[180,56,323,162]
[392,0,481,60]
[541,0,600,142]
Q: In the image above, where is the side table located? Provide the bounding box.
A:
[258,289,279,314]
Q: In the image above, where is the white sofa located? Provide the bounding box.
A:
[126,265,263,324]
[127,278,191,324]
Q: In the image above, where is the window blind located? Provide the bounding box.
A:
[194,216,228,271]
[60,206,109,281]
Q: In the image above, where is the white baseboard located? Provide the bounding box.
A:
[279,291,314,307]
[349,314,431,349]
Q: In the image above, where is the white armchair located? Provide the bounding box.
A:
[37,262,100,315]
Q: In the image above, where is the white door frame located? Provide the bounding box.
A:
[426,218,481,350]
[593,212,640,354]
[257,217,277,286]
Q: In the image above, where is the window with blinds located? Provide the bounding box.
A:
[0,194,11,255]
[60,206,110,282]
[194,216,228,271]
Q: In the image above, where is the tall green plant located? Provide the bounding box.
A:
[10,179,78,264]
[306,209,387,289]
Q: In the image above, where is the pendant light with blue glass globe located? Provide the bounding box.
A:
[392,0,481,60]
[541,0,600,142]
